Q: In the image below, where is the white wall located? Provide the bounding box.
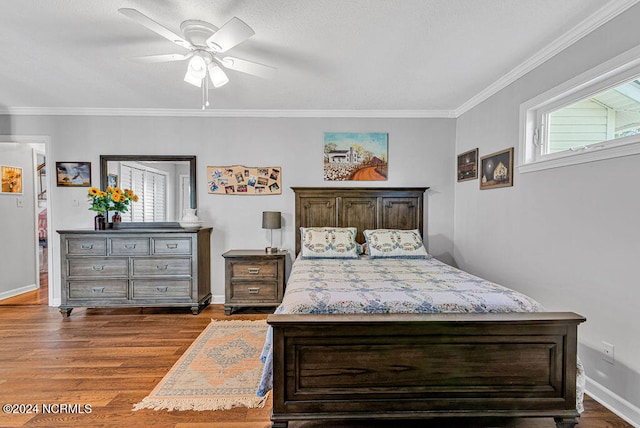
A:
[454,4,640,422]
[4,115,456,308]
[0,141,38,298]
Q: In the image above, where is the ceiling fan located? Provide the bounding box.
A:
[118,8,276,108]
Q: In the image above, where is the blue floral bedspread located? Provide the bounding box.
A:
[257,255,584,413]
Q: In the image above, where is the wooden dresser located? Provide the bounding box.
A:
[222,249,287,315]
[58,227,212,317]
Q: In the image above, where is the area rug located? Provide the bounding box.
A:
[133,319,269,411]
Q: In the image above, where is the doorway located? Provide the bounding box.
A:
[0,137,51,306]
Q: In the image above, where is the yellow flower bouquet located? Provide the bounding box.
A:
[88,186,138,215]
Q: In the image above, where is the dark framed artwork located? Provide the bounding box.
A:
[56,162,91,187]
[457,148,478,182]
[480,148,514,190]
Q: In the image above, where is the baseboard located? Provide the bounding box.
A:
[211,294,225,304]
[586,376,640,427]
[0,284,38,301]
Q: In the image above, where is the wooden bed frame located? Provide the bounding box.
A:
[267,187,585,428]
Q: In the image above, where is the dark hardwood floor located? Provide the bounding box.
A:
[0,294,632,427]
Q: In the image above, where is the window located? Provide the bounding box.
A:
[519,44,640,172]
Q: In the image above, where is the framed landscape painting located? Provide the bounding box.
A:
[457,148,478,182]
[56,162,91,187]
[480,147,514,190]
[324,132,388,181]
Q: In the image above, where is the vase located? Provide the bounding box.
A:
[112,212,122,223]
[94,214,105,231]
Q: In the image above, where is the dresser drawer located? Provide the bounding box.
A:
[152,238,192,255]
[67,258,128,277]
[132,258,192,276]
[230,260,278,279]
[229,281,277,301]
[109,238,150,256]
[66,238,107,256]
[131,280,192,299]
[67,280,128,299]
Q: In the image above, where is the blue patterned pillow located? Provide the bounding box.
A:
[300,227,359,259]
[364,229,429,258]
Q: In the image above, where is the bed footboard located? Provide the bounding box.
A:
[267,312,585,428]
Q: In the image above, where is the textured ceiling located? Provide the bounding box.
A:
[0,0,632,114]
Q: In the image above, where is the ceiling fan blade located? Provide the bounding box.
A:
[206,17,255,53]
[118,8,192,49]
[130,53,192,63]
[218,56,276,79]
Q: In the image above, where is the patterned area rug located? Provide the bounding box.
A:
[134,319,269,411]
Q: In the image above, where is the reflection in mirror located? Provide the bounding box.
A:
[100,155,196,223]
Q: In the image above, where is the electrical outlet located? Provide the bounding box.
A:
[72,198,80,208]
[602,341,615,364]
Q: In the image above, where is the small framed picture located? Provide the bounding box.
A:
[480,148,514,190]
[457,148,478,182]
[56,162,92,187]
[1,166,23,194]
[107,174,118,188]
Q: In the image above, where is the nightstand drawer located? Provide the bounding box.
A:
[131,280,192,299]
[229,281,277,301]
[67,280,128,299]
[67,258,128,277]
[109,238,150,256]
[132,258,192,276]
[66,238,107,256]
[152,238,192,255]
[230,260,278,279]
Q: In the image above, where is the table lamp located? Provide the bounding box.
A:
[262,211,281,253]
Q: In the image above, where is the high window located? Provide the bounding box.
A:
[519,45,640,172]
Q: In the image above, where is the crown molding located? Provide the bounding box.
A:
[0,107,457,119]
[455,0,640,117]
[1,0,637,119]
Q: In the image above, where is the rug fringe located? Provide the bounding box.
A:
[133,392,269,412]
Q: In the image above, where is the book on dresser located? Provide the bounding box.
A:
[58,227,212,317]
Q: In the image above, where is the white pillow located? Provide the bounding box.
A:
[300,227,359,259]
[364,229,429,258]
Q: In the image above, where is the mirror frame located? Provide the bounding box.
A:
[99,155,197,224]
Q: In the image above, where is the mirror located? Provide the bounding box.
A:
[100,155,196,223]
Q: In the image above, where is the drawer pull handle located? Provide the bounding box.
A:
[80,244,93,249]
[91,287,105,293]
[248,287,260,294]
[156,264,169,270]
[155,287,168,293]
[91,265,105,271]
[248,268,260,274]
[124,244,136,249]
[166,243,179,249]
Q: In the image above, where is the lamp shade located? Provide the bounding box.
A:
[262,211,281,230]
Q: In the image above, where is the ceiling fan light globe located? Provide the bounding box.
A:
[208,64,229,88]
[184,70,203,87]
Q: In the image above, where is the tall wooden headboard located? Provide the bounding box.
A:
[292,187,429,255]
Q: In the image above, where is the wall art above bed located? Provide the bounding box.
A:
[207,165,281,194]
[324,132,388,181]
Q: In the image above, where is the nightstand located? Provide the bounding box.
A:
[222,249,287,315]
